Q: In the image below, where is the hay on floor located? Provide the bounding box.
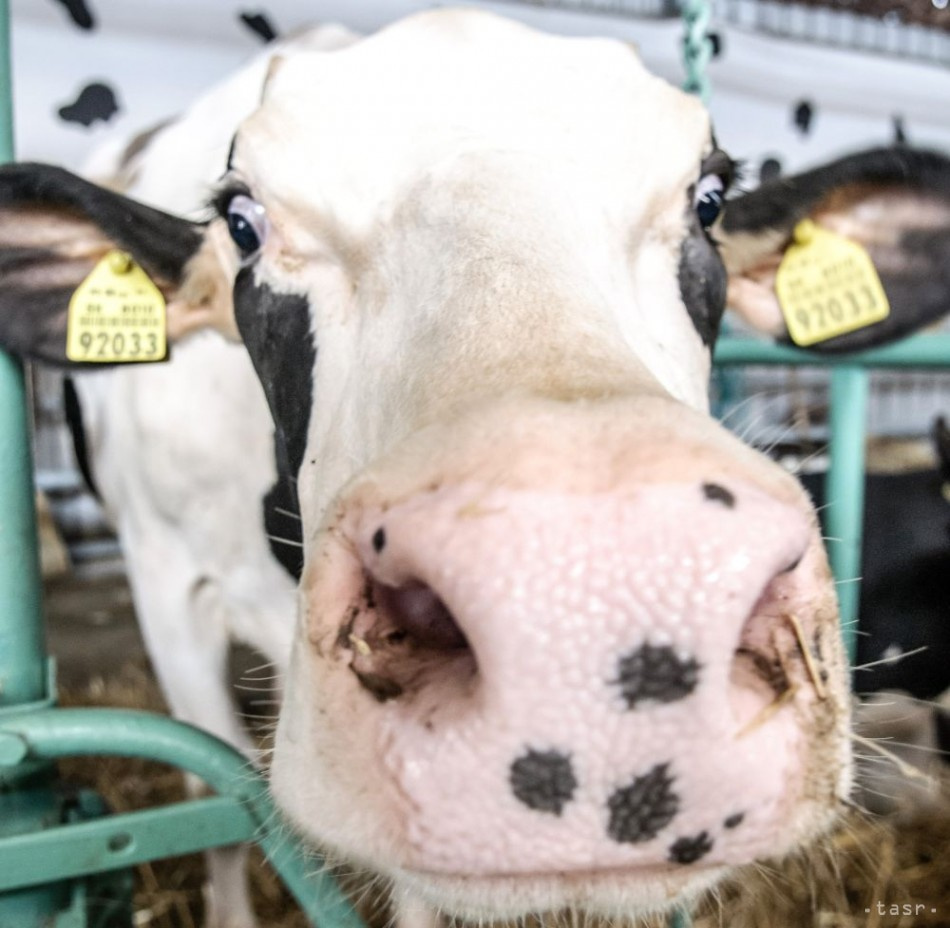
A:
[59,660,949,928]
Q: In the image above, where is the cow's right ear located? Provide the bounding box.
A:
[717,147,950,352]
[0,162,239,366]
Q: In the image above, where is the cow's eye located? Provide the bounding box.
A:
[226,195,268,260]
[694,174,725,230]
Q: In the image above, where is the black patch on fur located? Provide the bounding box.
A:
[669,831,713,864]
[613,644,700,709]
[678,190,728,347]
[232,270,315,480]
[759,156,782,183]
[724,812,744,829]
[936,706,950,760]
[793,100,814,136]
[239,11,279,42]
[936,416,950,484]
[63,376,100,498]
[893,115,907,146]
[58,82,119,127]
[510,749,577,815]
[702,482,735,508]
[802,466,950,701]
[263,475,302,580]
[372,527,386,554]
[52,0,95,30]
[607,763,679,843]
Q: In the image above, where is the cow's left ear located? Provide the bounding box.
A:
[0,162,239,367]
[718,147,950,351]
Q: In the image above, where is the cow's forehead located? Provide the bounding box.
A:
[238,9,711,230]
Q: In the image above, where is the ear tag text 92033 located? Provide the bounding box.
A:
[66,250,167,363]
[775,219,890,347]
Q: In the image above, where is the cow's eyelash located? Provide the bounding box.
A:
[207,181,253,219]
[701,151,739,191]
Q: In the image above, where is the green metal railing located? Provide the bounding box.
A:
[715,333,950,659]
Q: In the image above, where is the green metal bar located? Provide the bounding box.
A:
[682,0,714,103]
[0,6,72,924]
[0,351,46,708]
[0,796,255,893]
[669,907,690,928]
[0,0,46,712]
[714,335,950,662]
[714,333,950,367]
[0,708,366,928]
[825,367,868,661]
[0,0,10,165]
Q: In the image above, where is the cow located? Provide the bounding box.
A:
[803,418,950,704]
[3,9,950,926]
[802,421,950,816]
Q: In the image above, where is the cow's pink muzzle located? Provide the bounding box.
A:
[312,477,836,877]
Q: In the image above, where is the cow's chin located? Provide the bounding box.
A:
[387,863,727,923]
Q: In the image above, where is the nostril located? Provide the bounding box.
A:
[779,554,803,574]
[374,580,469,651]
[342,571,477,704]
[728,559,809,732]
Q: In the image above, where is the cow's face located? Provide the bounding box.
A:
[225,10,727,507]
[5,8,950,922]
[218,11,848,918]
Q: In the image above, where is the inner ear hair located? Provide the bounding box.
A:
[167,219,241,341]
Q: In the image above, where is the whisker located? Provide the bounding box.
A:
[850,733,931,780]
[267,534,304,548]
[851,645,928,671]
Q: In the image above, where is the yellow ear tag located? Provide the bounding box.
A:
[775,219,890,347]
[66,250,167,363]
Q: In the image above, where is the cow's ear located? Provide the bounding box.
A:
[0,162,239,367]
[718,147,950,351]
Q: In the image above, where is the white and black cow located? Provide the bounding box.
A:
[803,420,950,816]
[3,10,950,927]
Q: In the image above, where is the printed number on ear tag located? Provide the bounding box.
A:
[775,220,890,347]
[66,250,167,363]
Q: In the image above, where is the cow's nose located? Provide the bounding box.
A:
[316,476,835,876]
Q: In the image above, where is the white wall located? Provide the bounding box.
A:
[10,0,950,178]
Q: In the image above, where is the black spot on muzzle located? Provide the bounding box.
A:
[613,644,700,709]
[724,811,744,829]
[668,831,713,864]
[510,749,577,815]
[702,482,735,508]
[606,762,679,843]
[372,527,386,553]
